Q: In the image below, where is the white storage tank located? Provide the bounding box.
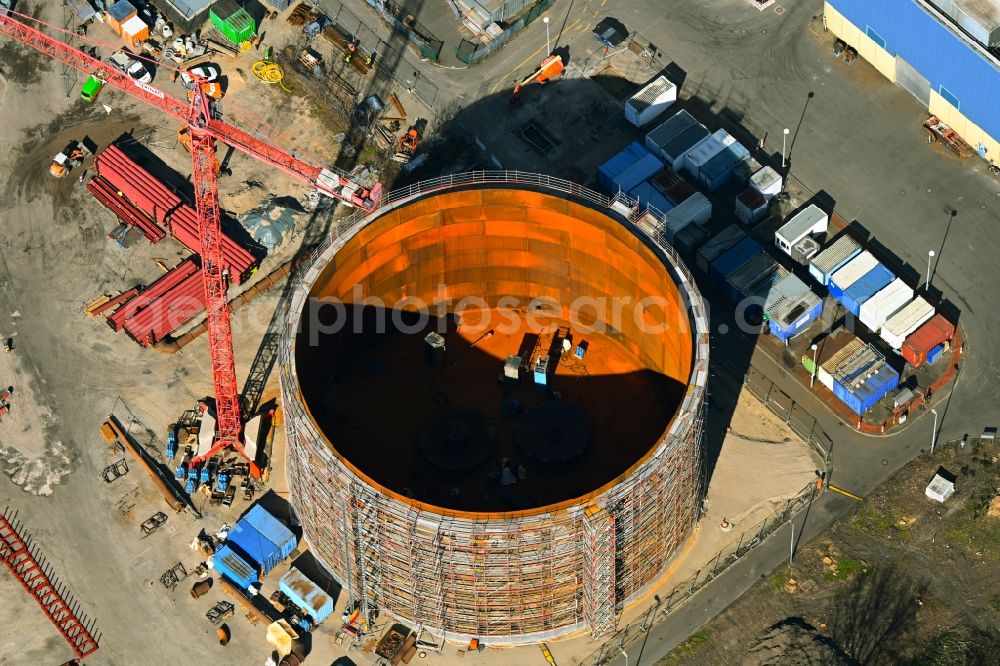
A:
[859,278,913,332]
[625,75,678,127]
[774,204,828,256]
[880,296,935,349]
[750,166,783,200]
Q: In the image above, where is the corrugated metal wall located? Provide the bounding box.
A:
[825,0,1000,154]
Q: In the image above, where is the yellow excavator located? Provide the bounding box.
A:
[510,54,565,104]
[49,139,91,178]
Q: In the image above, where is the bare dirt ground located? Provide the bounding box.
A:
[660,438,1000,665]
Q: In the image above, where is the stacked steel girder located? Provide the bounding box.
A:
[279,182,709,644]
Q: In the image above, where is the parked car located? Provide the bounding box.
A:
[108,50,152,84]
[180,65,220,89]
[80,74,106,102]
[592,17,629,48]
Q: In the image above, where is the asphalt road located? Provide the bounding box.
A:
[327,0,1000,660]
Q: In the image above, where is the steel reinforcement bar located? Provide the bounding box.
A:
[0,508,100,659]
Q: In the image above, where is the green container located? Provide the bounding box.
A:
[210,2,255,45]
[802,354,817,375]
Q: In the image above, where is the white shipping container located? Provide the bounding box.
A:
[809,235,862,286]
[683,129,736,179]
[829,251,878,293]
[625,76,678,127]
[774,204,828,255]
[880,296,935,349]
[664,192,712,242]
[859,278,913,332]
[818,365,834,390]
[750,166,783,199]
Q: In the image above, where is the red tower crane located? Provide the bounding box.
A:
[0,10,383,476]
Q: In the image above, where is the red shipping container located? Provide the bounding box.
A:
[901,314,955,367]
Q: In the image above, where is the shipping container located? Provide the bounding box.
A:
[105,0,137,36]
[750,165,782,199]
[725,251,779,303]
[210,0,257,45]
[880,296,934,349]
[613,153,664,193]
[733,156,763,184]
[709,235,761,284]
[241,505,297,561]
[841,264,894,317]
[649,169,696,206]
[625,75,677,127]
[859,278,913,332]
[628,181,674,215]
[817,337,865,390]
[663,192,711,243]
[596,142,649,192]
[227,521,286,575]
[768,290,823,342]
[121,15,149,46]
[828,251,878,301]
[735,187,768,225]
[774,204,828,255]
[821,338,882,390]
[213,543,260,589]
[696,224,746,274]
[644,110,698,157]
[278,569,336,624]
[683,129,737,180]
[809,235,862,286]
[659,124,710,171]
[901,314,955,366]
[673,223,709,256]
[698,144,749,192]
[832,360,900,416]
[927,343,946,366]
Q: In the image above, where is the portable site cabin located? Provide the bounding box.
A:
[766,275,823,342]
[645,110,698,157]
[841,264,894,318]
[684,129,737,181]
[880,296,935,349]
[625,76,677,127]
[809,235,862,286]
[774,204,828,256]
[859,278,913,332]
[827,251,878,302]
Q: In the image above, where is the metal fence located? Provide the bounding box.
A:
[455,0,552,65]
[578,481,819,666]
[362,0,444,61]
[743,365,834,474]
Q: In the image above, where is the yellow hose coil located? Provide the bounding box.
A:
[251,60,291,92]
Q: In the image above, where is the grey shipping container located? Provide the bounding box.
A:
[645,110,698,156]
[696,224,746,274]
[660,124,710,171]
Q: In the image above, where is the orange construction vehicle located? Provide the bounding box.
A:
[511,54,564,101]
[393,118,427,163]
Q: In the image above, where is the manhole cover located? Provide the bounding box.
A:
[882,459,888,465]
[926,187,932,193]
[775,6,784,14]
[718,323,729,334]
[762,29,768,34]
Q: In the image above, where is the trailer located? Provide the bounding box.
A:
[774,205,828,256]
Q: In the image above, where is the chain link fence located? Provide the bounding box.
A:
[455,0,552,65]
[360,0,444,61]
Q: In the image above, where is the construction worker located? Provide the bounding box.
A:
[344,40,357,63]
[364,49,376,66]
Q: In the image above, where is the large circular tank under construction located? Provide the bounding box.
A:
[279,177,709,644]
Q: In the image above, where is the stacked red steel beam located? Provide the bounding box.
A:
[123,270,206,346]
[94,145,257,284]
[107,258,199,331]
[87,176,167,243]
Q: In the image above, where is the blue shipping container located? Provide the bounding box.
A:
[278,568,336,625]
[241,504,297,560]
[213,543,259,589]
[613,154,665,193]
[226,522,286,575]
[840,264,894,317]
[628,182,674,215]
[927,343,945,366]
[597,142,649,192]
[709,236,762,284]
[832,361,900,416]
[770,298,823,342]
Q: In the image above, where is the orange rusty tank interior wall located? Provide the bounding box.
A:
[306,189,694,384]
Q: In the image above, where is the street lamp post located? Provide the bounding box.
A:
[810,343,818,388]
[621,648,629,666]
[543,17,550,55]
[931,408,938,454]
[787,519,795,569]
[781,128,790,168]
[926,250,935,289]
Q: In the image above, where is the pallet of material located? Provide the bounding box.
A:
[87,287,141,317]
[107,258,199,331]
[95,145,257,283]
[123,269,206,346]
[87,176,167,243]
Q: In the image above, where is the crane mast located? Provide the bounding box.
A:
[0,9,383,474]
